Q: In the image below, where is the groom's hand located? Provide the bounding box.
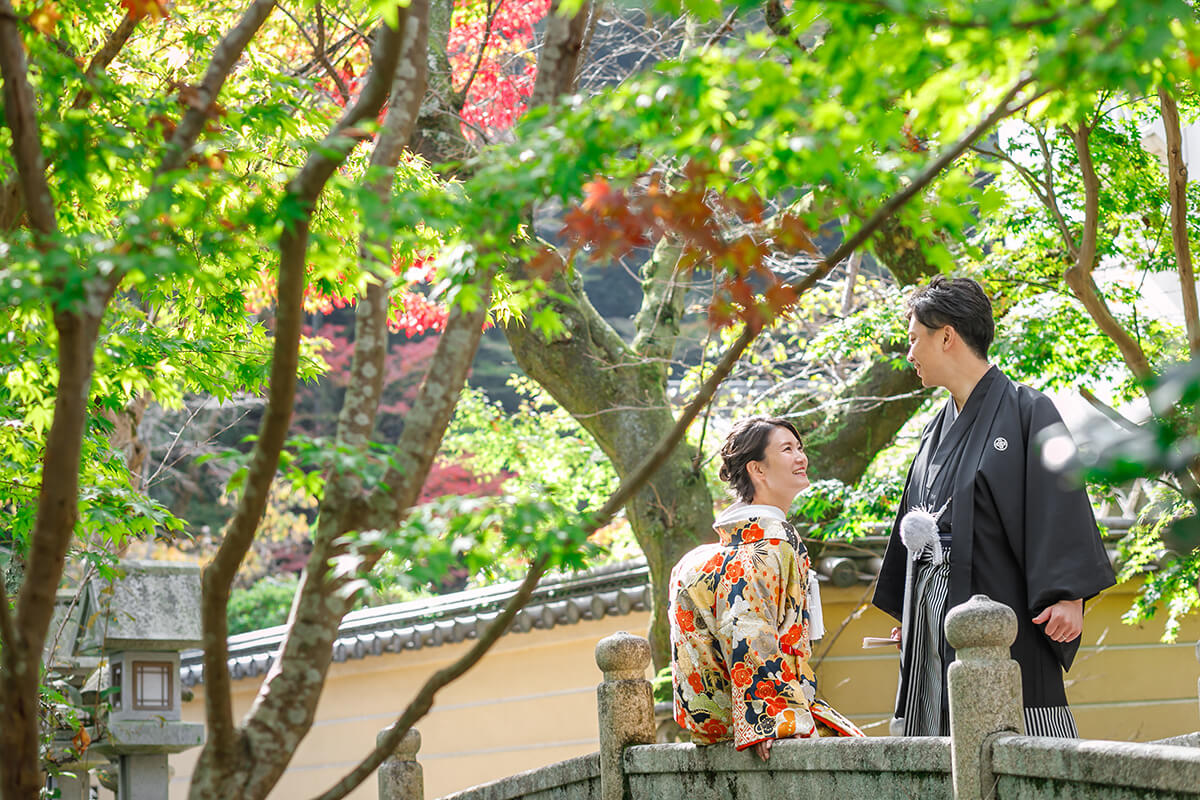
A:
[1032,598,1083,643]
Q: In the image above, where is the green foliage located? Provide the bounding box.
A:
[792,476,906,539]
[651,664,674,705]
[1117,490,1199,643]
[1050,358,1200,641]
[336,495,601,602]
[227,576,300,635]
[441,377,620,513]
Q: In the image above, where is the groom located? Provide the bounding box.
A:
[873,276,1115,737]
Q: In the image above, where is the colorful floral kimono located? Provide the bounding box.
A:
[669,504,865,750]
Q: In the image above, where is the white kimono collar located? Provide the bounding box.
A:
[713,502,787,531]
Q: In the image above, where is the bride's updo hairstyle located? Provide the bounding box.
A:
[718,416,803,503]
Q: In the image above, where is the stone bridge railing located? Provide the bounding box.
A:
[378,595,1200,800]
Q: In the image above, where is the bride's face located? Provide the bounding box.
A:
[750,425,809,504]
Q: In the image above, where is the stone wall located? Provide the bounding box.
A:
[625,737,950,799]
[989,735,1200,799]
[436,754,599,800]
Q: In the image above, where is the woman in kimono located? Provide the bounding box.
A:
[669,417,865,761]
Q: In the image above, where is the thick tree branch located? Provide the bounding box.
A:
[1065,123,1153,382]
[0,567,11,645]
[1158,86,1200,357]
[196,12,410,772]
[631,239,689,363]
[527,0,591,111]
[0,11,138,228]
[368,271,496,524]
[1080,386,1141,433]
[159,0,278,175]
[5,307,109,799]
[0,0,57,237]
[191,16,441,793]
[334,5,431,453]
[233,277,489,798]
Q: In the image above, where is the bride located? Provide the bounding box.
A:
[669,416,865,761]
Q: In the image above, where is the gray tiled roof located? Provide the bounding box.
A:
[180,558,652,687]
[180,518,1133,688]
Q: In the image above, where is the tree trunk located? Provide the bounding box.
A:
[505,258,713,669]
[800,220,939,483]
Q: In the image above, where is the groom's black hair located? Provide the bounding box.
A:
[907,275,994,360]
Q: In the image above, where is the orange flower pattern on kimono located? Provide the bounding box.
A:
[669,515,865,750]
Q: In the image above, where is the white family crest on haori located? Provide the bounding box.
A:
[993,436,1009,451]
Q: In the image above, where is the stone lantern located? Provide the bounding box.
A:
[78,560,206,799]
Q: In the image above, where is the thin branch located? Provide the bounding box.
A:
[71,12,139,110]
[1033,125,1077,257]
[159,0,278,175]
[308,552,551,800]
[315,1,352,101]
[290,30,362,79]
[812,573,878,670]
[839,216,862,315]
[1065,123,1153,381]
[1158,85,1200,356]
[598,323,758,523]
[971,137,1074,252]
[455,0,501,111]
[1079,386,1141,433]
[142,396,211,488]
[701,7,738,53]
[0,0,57,237]
[278,1,351,102]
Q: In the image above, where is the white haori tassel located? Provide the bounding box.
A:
[900,505,944,566]
[893,499,951,736]
[898,501,951,630]
[807,569,825,641]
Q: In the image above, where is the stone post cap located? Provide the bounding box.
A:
[595,631,650,680]
[377,727,421,759]
[945,594,1017,650]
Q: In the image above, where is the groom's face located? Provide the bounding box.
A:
[906,316,946,388]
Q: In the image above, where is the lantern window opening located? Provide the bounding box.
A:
[131,660,173,711]
[110,661,123,711]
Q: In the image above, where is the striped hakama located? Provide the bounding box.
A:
[898,543,1078,738]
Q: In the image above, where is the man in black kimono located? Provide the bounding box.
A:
[873,276,1116,737]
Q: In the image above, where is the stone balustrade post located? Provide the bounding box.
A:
[595,631,655,800]
[945,595,1025,800]
[377,727,423,800]
[1195,641,1200,724]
